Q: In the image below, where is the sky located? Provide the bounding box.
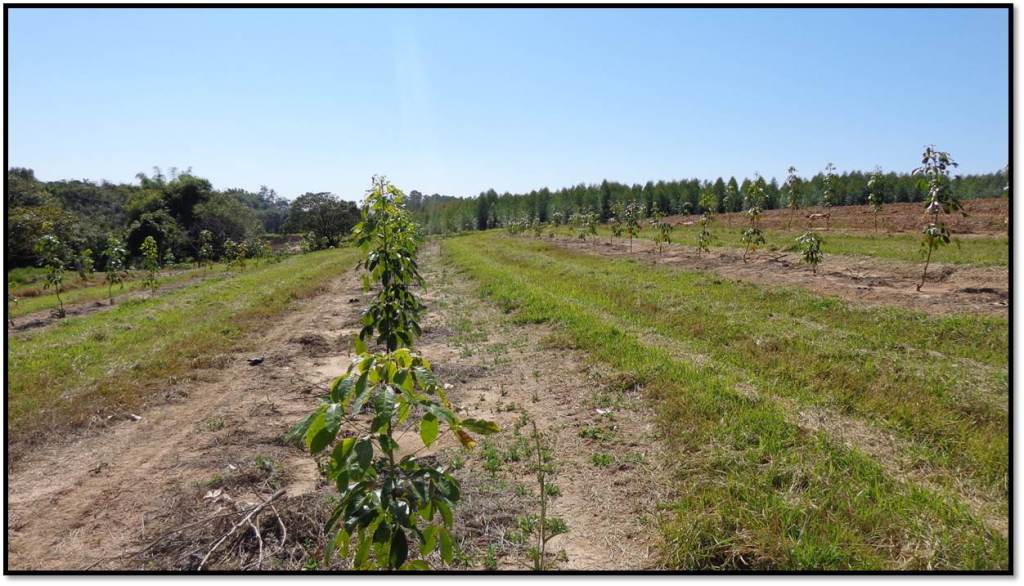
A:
[8,7,1010,201]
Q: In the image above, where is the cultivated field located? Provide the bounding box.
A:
[5,197,1009,571]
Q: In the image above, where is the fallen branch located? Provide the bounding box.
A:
[197,489,286,571]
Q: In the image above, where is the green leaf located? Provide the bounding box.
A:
[438,527,454,564]
[461,418,500,435]
[303,411,327,452]
[354,439,373,471]
[400,559,430,571]
[420,525,437,556]
[354,336,368,355]
[436,498,453,527]
[389,529,409,569]
[331,437,356,467]
[419,412,439,447]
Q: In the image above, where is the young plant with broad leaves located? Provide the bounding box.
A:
[722,181,739,227]
[103,236,130,304]
[293,175,498,570]
[550,212,564,240]
[140,236,160,292]
[696,189,717,256]
[785,166,802,230]
[867,167,884,232]
[609,202,625,244]
[741,174,767,263]
[35,232,68,317]
[197,229,215,269]
[75,248,95,281]
[912,145,963,291]
[525,421,568,571]
[649,205,673,254]
[821,162,837,230]
[162,248,176,268]
[623,201,643,252]
[531,218,544,238]
[796,232,824,274]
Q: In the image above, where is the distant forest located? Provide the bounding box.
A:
[413,168,1009,235]
[6,165,1008,268]
[7,167,358,269]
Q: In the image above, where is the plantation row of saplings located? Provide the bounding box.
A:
[285,176,512,570]
[8,227,335,321]
[504,147,970,290]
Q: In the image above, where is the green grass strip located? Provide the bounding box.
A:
[8,248,358,443]
[443,233,1007,570]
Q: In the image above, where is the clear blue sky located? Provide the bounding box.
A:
[9,7,1009,201]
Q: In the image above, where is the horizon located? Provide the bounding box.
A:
[8,7,1010,201]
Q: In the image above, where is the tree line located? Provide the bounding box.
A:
[7,167,360,269]
[414,167,1008,235]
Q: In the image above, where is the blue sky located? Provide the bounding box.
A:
[8,7,1009,200]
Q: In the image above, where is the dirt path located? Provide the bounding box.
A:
[6,267,367,571]
[416,242,668,570]
[551,237,1008,318]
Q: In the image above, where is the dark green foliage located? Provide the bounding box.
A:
[796,232,824,274]
[412,167,1005,236]
[5,167,333,270]
[285,192,359,249]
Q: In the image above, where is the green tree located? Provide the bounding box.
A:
[913,146,962,291]
[140,236,160,292]
[822,163,837,230]
[867,167,885,232]
[103,236,130,304]
[286,192,359,248]
[785,166,802,230]
[35,233,68,317]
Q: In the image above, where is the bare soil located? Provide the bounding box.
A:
[669,197,1009,235]
[6,244,667,571]
[552,237,1008,318]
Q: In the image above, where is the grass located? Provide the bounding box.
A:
[588,224,1009,266]
[443,232,1008,570]
[7,263,233,318]
[7,248,359,445]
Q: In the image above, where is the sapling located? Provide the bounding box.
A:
[103,236,129,304]
[821,163,837,230]
[292,175,499,570]
[531,218,544,238]
[796,232,824,274]
[550,212,564,240]
[741,174,767,263]
[649,205,673,254]
[162,248,176,268]
[867,167,884,232]
[696,189,717,256]
[785,166,802,230]
[140,236,160,292]
[623,201,642,252]
[609,202,624,244]
[7,294,17,326]
[197,229,214,269]
[75,248,95,281]
[35,233,67,317]
[722,181,739,227]
[223,239,239,270]
[526,421,567,571]
[912,145,963,291]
